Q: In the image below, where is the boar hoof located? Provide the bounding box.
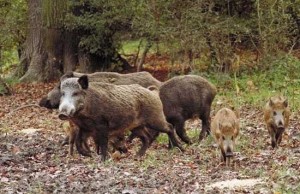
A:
[271,141,276,148]
[79,150,92,157]
[61,137,70,146]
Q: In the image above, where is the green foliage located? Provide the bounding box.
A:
[206,54,300,110]
[0,0,27,69]
[65,0,133,56]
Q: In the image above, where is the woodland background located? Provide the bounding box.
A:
[0,0,300,193]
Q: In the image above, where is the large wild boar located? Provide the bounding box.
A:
[263,96,290,148]
[39,71,161,109]
[159,75,217,144]
[39,71,162,155]
[58,75,183,161]
[211,108,239,166]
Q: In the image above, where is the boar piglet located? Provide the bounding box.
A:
[159,75,217,144]
[211,108,239,166]
[58,75,183,161]
[264,96,290,148]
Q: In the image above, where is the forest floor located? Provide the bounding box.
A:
[1,74,300,193]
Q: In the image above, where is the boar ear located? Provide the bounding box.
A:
[60,71,74,82]
[78,75,89,89]
[283,99,288,108]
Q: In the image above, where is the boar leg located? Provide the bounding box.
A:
[137,136,150,156]
[147,123,184,152]
[173,117,192,145]
[271,132,277,148]
[225,157,231,167]
[94,130,109,161]
[221,149,226,162]
[62,136,69,146]
[69,131,76,156]
[75,129,92,157]
[199,111,211,142]
[276,128,284,146]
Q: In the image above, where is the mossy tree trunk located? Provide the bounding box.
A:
[20,0,66,82]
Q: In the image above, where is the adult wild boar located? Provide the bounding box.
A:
[211,108,239,166]
[39,71,161,155]
[264,96,290,148]
[159,75,217,144]
[39,71,161,109]
[58,75,183,161]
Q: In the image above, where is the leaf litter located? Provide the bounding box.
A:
[0,82,299,193]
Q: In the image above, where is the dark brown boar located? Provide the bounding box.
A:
[58,76,183,161]
[39,71,161,155]
[39,71,161,109]
[159,75,217,144]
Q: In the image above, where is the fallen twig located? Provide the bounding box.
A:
[7,104,40,116]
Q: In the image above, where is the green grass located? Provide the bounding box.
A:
[196,55,300,111]
[120,39,169,56]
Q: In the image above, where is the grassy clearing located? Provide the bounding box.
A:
[198,55,300,111]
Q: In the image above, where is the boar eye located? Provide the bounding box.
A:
[231,136,234,141]
[282,111,285,116]
[273,111,277,116]
[61,92,65,97]
[222,136,225,140]
[72,92,79,97]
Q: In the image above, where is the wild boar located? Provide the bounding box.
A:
[211,108,239,166]
[58,75,183,161]
[39,71,161,155]
[159,75,217,144]
[39,71,161,109]
[263,96,290,148]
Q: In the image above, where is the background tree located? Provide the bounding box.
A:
[19,0,66,82]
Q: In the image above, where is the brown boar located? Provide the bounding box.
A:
[39,71,161,109]
[125,85,161,155]
[211,108,239,166]
[263,96,290,148]
[58,75,183,161]
[159,75,217,144]
[39,71,161,155]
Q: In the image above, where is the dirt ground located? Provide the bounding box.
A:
[0,81,300,193]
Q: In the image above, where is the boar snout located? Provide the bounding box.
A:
[277,120,284,128]
[225,147,233,157]
[58,113,69,120]
[59,106,75,120]
[225,151,234,157]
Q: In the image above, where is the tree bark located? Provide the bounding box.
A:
[137,40,152,72]
[63,31,78,72]
[19,0,46,82]
[19,0,66,82]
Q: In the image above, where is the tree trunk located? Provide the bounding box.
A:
[63,31,78,72]
[19,0,46,82]
[19,0,66,82]
[137,40,152,72]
